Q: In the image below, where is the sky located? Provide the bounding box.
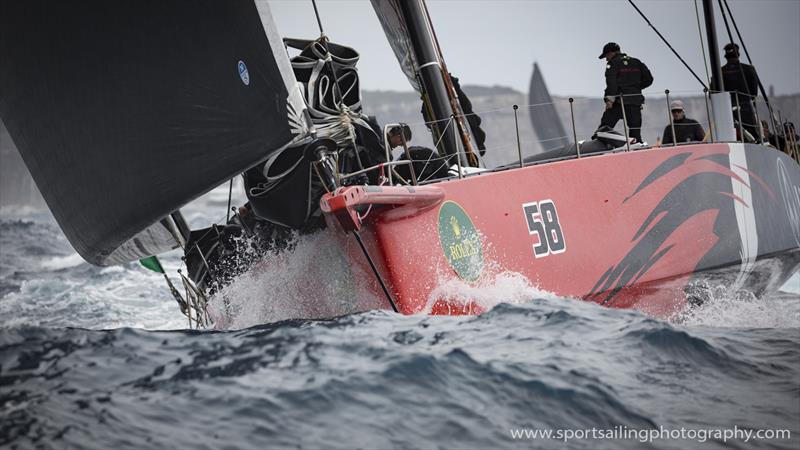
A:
[267,0,800,97]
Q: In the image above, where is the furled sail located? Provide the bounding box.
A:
[0,0,309,265]
[528,63,569,151]
[243,37,385,228]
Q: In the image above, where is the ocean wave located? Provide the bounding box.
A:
[1,299,798,449]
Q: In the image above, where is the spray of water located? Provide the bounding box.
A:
[422,271,566,314]
[204,222,800,330]
[675,274,800,328]
[207,229,385,329]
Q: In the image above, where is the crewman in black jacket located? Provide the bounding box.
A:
[596,42,653,144]
[421,73,487,156]
[712,43,760,141]
[661,100,705,145]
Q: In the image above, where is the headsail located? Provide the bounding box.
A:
[0,0,308,265]
[528,63,569,151]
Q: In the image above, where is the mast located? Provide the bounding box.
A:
[398,0,464,166]
[702,0,724,91]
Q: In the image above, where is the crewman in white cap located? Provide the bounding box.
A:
[661,99,705,145]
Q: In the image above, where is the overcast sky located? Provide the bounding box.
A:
[268,0,800,97]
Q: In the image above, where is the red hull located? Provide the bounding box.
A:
[322,143,800,319]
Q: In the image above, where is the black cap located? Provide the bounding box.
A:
[388,124,412,141]
[598,42,620,59]
[724,43,740,58]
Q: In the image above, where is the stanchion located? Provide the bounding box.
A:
[569,98,580,157]
[513,105,523,168]
[666,90,676,147]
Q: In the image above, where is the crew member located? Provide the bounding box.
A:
[386,124,412,150]
[661,100,705,145]
[712,43,760,141]
[761,120,784,150]
[421,73,487,156]
[386,124,448,181]
[596,42,654,144]
[450,74,487,155]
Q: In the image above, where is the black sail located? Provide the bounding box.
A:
[528,62,569,151]
[370,0,422,93]
[0,0,307,265]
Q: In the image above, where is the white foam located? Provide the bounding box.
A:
[422,270,567,314]
[207,230,385,329]
[0,264,187,330]
[676,283,800,329]
[39,253,85,271]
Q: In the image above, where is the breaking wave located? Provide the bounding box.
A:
[2,297,798,449]
[1,204,799,448]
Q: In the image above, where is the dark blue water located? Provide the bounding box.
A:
[2,205,799,449]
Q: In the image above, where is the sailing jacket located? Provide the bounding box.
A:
[604,53,654,106]
[713,60,759,110]
[661,117,705,145]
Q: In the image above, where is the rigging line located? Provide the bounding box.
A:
[352,230,399,313]
[721,0,775,118]
[225,178,233,222]
[626,0,707,90]
[310,0,325,36]
[693,0,712,87]
[306,0,366,180]
[419,117,454,183]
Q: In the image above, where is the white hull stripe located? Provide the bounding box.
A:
[728,143,758,290]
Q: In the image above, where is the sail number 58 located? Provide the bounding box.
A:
[522,200,565,258]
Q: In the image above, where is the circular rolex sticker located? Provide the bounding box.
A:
[238,60,250,86]
[438,201,483,281]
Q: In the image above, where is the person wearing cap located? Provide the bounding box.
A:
[661,100,705,145]
[387,124,412,150]
[596,42,654,144]
[386,124,450,182]
[712,43,760,141]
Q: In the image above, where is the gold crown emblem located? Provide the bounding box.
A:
[450,215,461,236]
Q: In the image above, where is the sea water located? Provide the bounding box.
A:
[1,186,798,449]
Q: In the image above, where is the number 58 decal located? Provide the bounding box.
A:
[522,200,565,258]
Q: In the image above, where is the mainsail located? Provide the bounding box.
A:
[0,0,308,265]
[528,62,569,151]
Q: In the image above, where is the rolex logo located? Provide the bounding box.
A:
[450,215,461,236]
[438,201,484,282]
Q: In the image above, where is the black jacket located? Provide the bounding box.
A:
[662,117,705,145]
[421,74,488,154]
[604,53,653,105]
[713,60,759,109]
